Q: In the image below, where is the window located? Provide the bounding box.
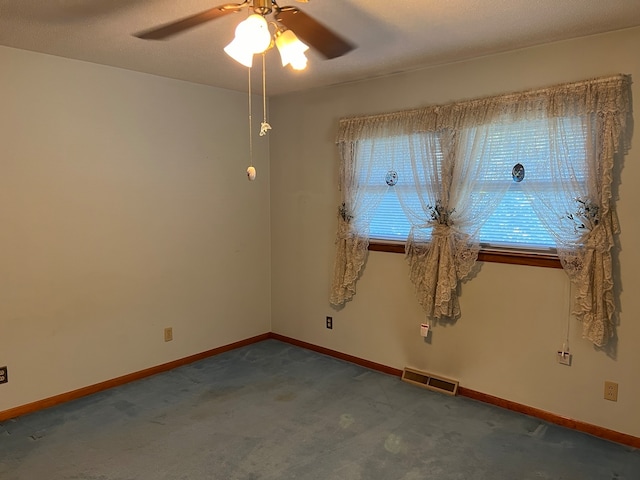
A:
[363,116,588,254]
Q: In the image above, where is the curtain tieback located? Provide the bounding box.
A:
[410,223,453,240]
[432,223,453,238]
[583,224,610,253]
[336,218,351,238]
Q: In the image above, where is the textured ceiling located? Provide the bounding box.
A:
[1,0,639,96]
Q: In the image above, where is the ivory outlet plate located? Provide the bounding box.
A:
[604,381,618,402]
[556,351,571,366]
[164,327,173,342]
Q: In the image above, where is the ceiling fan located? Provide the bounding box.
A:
[134,0,355,60]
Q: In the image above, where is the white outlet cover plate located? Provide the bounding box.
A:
[557,351,572,366]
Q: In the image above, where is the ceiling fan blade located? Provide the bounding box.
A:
[275,6,355,59]
[134,3,244,40]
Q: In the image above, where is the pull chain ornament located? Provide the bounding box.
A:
[260,122,271,136]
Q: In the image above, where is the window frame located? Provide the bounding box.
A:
[368,241,562,268]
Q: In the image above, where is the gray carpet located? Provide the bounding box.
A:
[1,339,639,479]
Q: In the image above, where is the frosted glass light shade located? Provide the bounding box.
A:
[240,14,271,53]
[275,29,309,70]
[224,14,272,67]
[224,38,256,67]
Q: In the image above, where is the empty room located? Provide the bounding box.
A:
[1,1,640,478]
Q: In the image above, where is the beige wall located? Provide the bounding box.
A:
[0,46,271,411]
[270,27,640,437]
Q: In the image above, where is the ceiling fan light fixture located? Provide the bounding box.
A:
[275,29,309,70]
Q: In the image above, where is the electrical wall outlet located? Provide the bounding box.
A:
[604,381,618,402]
[164,327,173,342]
[556,350,571,366]
[0,366,7,384]
[326,316,333,329]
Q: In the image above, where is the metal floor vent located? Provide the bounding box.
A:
[401,367,459,396]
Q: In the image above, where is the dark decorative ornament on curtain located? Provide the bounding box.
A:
[427,200,455,226]
[566,197,600,233]
[338,202,353,223]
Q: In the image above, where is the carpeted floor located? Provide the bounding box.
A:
[1,339,639,479]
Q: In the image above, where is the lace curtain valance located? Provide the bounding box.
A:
[337,75,631,146]
[330,74,632,347]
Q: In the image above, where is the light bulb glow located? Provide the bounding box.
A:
[236,14,271,54]
[289,55,308,71]
[275,29,309,70]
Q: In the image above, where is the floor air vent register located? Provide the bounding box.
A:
[401,367,459,396]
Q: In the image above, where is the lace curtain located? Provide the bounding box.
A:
[520,93,631,346]
[395,128,513,320]
[329,141,388,305]
[330,74,632,346]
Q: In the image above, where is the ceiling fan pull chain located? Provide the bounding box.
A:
[246,66,257,181]
[260,52,272,136]
[248,65,253,164]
